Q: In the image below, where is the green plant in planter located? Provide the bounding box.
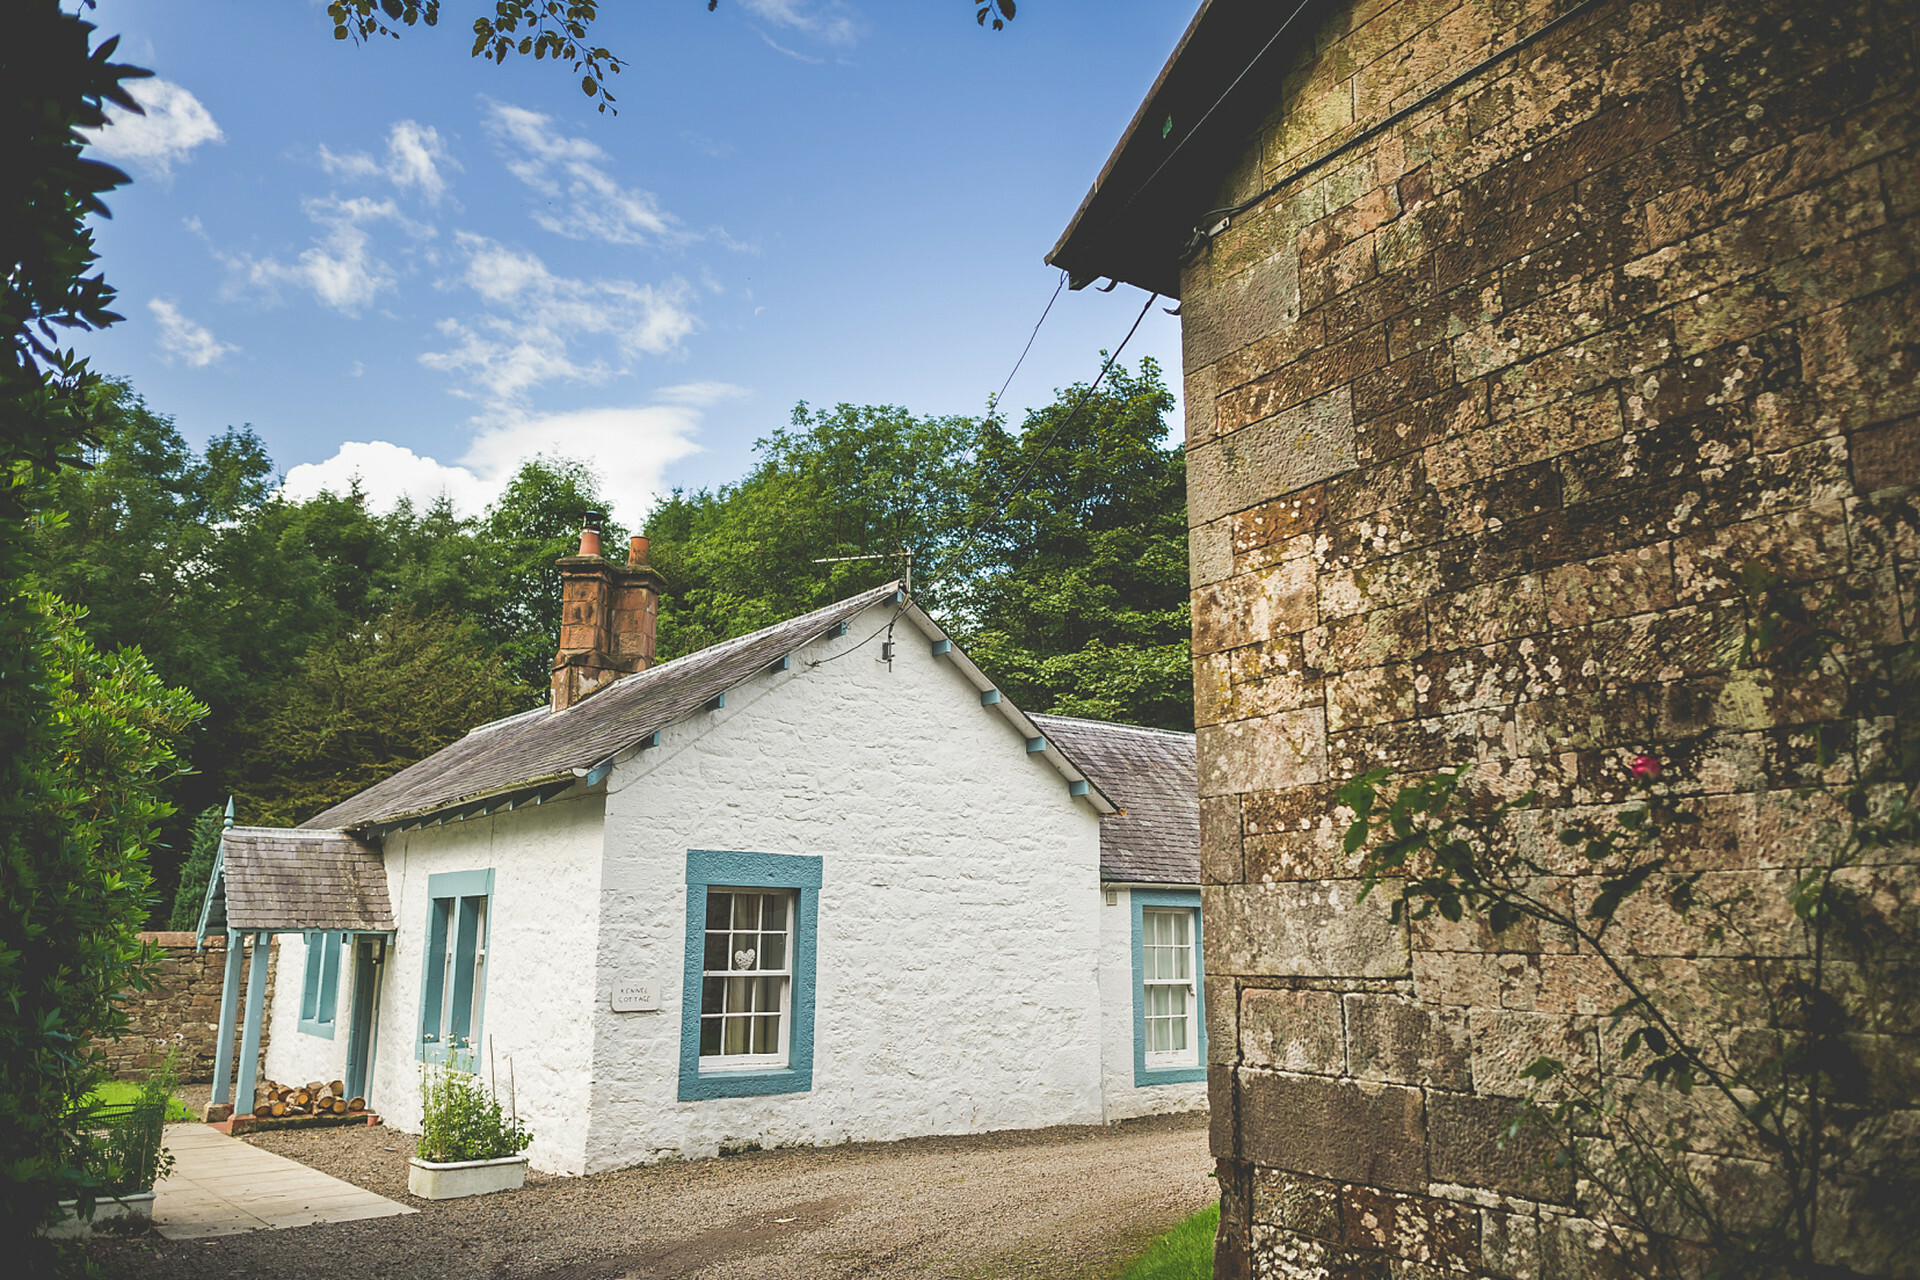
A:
[74,1045,180,1197]
[417,1057,532,1163]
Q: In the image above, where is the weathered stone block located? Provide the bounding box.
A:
[1199,707,1329,796]
[1427,1090,1571,1201]
[1341,1183,1482,1267]
[1201,794,1245,885]
[1250,1167,1341,1237]
[1239,1070,1428,1192]
[1190,388,1358,527]
[1204,882,1407,978]
[1194,557,1319,656]
[1344,994,1471,1089]
[1240,988,1345,1074]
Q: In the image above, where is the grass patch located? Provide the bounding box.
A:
[82,1080,193,1122]
[1119,1201,1217,1280]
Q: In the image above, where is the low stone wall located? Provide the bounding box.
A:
[103,932,277,1084]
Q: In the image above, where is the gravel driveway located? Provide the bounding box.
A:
[90,1110,1212,1280]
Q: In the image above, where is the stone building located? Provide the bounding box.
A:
[1050,0,1917,1274]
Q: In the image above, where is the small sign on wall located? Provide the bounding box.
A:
[611,983,660,1013]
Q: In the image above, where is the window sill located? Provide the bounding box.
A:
[297,1018,336,1040]
[678,1062,812,1101]
[1133,1063,1205,1087]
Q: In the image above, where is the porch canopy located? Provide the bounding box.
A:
[197,826,395,1112]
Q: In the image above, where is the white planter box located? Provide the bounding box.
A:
[44,1190,155,1238]
[407,1154,528,1200]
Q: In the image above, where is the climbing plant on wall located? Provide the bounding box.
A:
[1336,560,1920,1277]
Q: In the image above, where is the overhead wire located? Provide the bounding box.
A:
[993,271,1067,412]
[808,288,1162,668]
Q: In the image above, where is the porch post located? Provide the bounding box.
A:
[235,932,270,1109]
[210,929,245,1105]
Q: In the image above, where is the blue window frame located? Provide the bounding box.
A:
[1131,888,1207,1086]
[418,869,493,1065]
[299,931,342,1038]
[679,850,820,1101]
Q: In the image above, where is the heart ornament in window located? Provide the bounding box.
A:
[734,947,756,970]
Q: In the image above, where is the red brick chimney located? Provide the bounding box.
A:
[552,514,665,711]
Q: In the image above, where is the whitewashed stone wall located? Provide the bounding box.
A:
[263,932,349,1089]
[265,794,606,1174]
[1098,886,1210,1122]
[584,601,1110,1170]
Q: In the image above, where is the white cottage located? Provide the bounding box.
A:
[197,527,1204,1173]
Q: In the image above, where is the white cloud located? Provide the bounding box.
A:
[280,440,494,515]
[83,78,224,176]
[147,299,235,367]
[319,121,458,204]
[484,102,685,247]
[279,391,730,524]
[224,195,421,314]
[743,0,865,47]
[385,121,456,203]
[420,232,698,405]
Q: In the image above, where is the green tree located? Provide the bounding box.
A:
[647,402,974,659]
[237,608,532,827]
[0,2,158,1259]
[165,804,225,933]
[960,358,1189,730]
[0,600,203,1258]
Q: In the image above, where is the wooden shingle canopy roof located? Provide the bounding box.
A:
[1046,0,1328,298]
[219,827,396,933]
[1031,714,1198,884]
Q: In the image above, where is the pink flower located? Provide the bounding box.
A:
[1630,755,1661,783]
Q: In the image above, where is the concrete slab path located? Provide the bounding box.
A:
[153,1122,415,1239]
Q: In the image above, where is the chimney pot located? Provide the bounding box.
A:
[578,512,603,558]
[629,534,649,564]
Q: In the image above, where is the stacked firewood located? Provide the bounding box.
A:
[250,1079,368,1119]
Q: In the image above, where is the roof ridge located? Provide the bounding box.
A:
[565,578,905,709]
[1031,713,1195,741]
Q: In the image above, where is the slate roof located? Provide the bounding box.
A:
[1031,714,1198,884]
[302,583,905,831]
[221,827,396,932]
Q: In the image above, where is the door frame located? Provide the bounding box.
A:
[344,935,384,1102]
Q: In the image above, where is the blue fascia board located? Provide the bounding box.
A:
[930,639,952,656]
[1026,737,1047,753]
[980,689,1002,706]
[1068,780,1090,797]
[706,692,726,711]
[678,849,821,1101]
[585,758,614,787]
[1129,887,1208,1087]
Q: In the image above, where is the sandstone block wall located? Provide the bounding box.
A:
[1182,0,1918,1275]
[101,932,276,1084]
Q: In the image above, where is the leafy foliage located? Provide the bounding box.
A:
[237,609,531,827]
[417,1057,533,1163]
[165,805,225,932]
[960,358,1188,729]
[325,0,1017,114]
[1336,561,1920,1277]
[0,599,201,1252]
[0,4,158,1260]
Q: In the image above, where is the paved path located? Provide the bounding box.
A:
[153,1123,414,1239]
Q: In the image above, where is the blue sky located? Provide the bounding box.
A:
[76,0,1187,525]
